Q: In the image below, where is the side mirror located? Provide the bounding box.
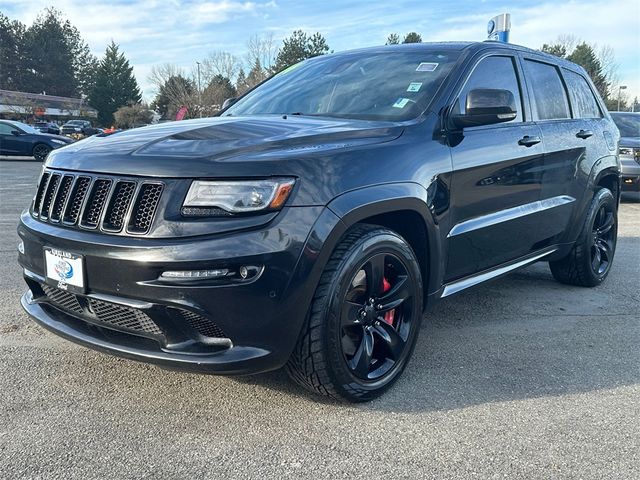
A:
[222,97,238,110]
[452,88,517,128]
[11,130,22,136]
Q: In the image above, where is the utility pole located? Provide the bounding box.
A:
[617,85,627,111]
[196,61,202,118]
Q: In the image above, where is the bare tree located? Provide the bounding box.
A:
[246,33,277,73]
[200,51,241,85]
[148,64,197,119]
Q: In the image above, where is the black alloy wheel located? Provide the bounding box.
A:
[590,203,616,276]
[341,252,414,381]
[550,187,617,287]
[33,144,52,161]
[287,225,423,402]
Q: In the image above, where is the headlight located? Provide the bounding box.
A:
[183,178,295,215]
[50,139,67,145]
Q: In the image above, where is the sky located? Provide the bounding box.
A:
[2,0,639,103]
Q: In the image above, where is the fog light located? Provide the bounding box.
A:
[18,241,24,255]
[161,269,229,279]
[239,266,248,279]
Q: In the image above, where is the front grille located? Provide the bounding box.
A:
[170,308,226,338]
[32,169,163,236]
[42,284,83,315]
[87,298,163,336]
[41,284,163,337]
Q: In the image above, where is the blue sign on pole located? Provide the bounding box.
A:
[487,13,511,43]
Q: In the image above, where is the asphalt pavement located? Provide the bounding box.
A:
[1,160,638,479]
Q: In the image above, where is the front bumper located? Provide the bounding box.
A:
[19,206,340,374]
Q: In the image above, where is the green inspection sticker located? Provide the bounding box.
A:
[278,62,303,75]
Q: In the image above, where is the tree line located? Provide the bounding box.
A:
[149,30,331,120]
[0,8,142,125]
[541,35,634,111]
[1,9,634,127]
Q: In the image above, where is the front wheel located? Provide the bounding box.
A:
[286,225,423,402]
[549,188,617,287]
[32,143,52,161]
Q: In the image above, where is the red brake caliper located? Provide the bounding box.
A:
[382,277,395,326]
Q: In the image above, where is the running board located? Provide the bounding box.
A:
[441,248,558,298]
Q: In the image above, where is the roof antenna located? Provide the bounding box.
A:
[487,13,511,43]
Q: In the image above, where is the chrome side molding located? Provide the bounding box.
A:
[448,195,575,238]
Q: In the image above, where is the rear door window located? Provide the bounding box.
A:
[523,60,570,121]
[458,55,524,123]
[563,69,602,118]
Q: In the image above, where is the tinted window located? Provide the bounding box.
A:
[0,123,14,135]
[524,60,570,120]
[563,69,602,118]
[458,56,523,123]
[226,50,461,121]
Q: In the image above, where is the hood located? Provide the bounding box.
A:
[45,115,404,177]
[619,137,640,148]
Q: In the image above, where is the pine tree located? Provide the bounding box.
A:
[22,8,78,96]
[90,41,142,125]
[273,30,330,72]
[567,43,609,100]
[402,32,422,44]
[385,33,400,45]
[235,68,249,95]
[0,13,26,90]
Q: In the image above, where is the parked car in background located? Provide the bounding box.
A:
[61,120,99,136]
[610,112,640,191]
[0,120,74,161]
[33,122,61,135]
[19,42,620,402]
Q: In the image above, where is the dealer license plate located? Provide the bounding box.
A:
[44,247,85,293]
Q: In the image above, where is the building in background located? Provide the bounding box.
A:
[0,89,97,123]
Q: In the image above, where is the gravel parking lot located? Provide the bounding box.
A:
[1,160,638,479]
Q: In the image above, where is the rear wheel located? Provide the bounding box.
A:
[286,225,423,402]
[549,188,617,287]
[32,143,52,161]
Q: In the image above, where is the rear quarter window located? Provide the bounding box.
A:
[523,59,570,121]
[562,69,602,119]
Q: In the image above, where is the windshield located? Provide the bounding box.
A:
[66,120,84,125]
[225,49,460,121]
[611,113,640,137]
[11,121,39,134]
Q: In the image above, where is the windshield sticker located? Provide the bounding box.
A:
[416,62,438,72]
[392,98,411,109]
[407,82,422,92]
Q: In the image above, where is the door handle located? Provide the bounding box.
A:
[576,129,594,139]
[518,135,541,147]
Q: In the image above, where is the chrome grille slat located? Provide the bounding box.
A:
[32,169,163,236]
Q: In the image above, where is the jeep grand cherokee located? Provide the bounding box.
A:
[18,42,621,401]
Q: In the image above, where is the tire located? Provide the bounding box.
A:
[286,224,424,402]
[549,188,617,287]
[32,143,52,161]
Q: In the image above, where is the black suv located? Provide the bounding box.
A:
[60,120,98,136]
[18,42,620,402]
